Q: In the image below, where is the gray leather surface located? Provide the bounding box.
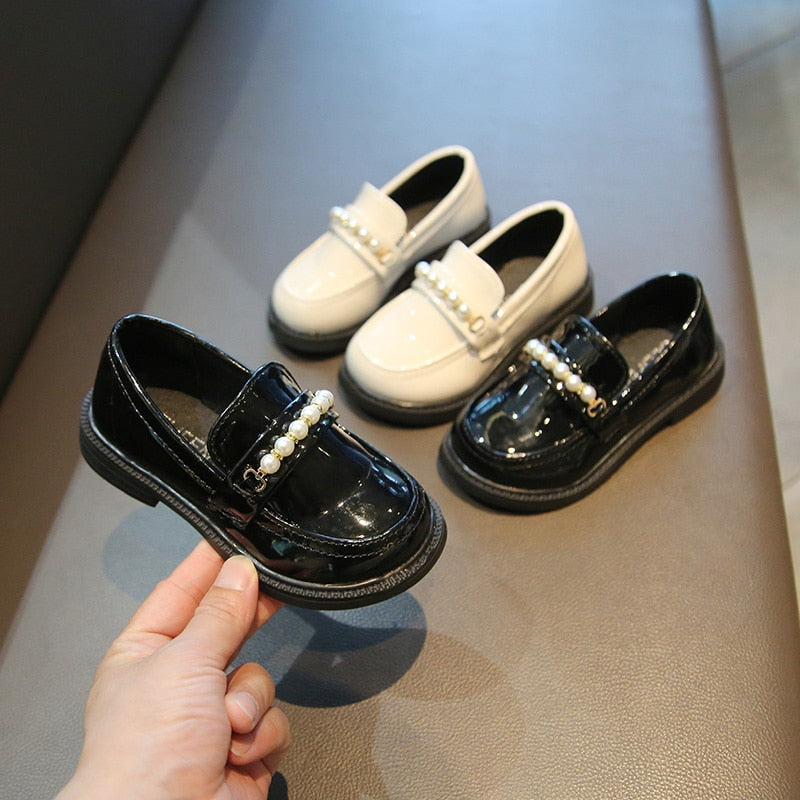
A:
[1,1,799,798]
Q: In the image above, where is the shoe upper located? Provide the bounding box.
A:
[270,145,488,338]
[343,201,590,408]
[89,314,436,584]
[447,272,722,490]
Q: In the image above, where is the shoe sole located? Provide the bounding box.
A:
[268,212,492,355]
[79,392,447,608]
[438,338,725,512]
[339,271,595,427]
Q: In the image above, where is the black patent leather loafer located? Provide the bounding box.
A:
[80,315,446,608]
[440,273,724,511]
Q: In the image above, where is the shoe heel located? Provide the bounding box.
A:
[666,345,725,427]
[79,394,161,507]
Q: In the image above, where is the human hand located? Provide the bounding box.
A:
[56,541,290,800]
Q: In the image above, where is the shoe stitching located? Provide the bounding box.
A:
[254,502,418,557]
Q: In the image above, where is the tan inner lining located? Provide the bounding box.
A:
[147,386,216,458]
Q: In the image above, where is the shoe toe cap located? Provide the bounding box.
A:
[345,294,481,406]
[271,235,385,334]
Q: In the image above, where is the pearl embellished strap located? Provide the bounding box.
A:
[242,389,335,493]
[414,260,486,334]
[523,338,607,418]
[329,206,396,269]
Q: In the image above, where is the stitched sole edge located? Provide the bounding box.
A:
[79,392,447,609]
[339,271,595,426]
[439,339,725,512]
[267,212,493,355]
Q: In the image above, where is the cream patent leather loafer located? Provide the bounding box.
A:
[269,145,490,354]
[340,201,593,425]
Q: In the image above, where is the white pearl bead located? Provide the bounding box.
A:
[457,303,470,319]
[357,226,370,241]
[259,452,281,474]
[301,404,321,425]
[368,238,380,251]
[447,289,460,305]
[580,384,597,403]
[541,352,558,370]
[565,374,582,393]
[288,419,309,440]
[416,262,430,278]
[313,391,332,413]
[273,436,295,457]
[554,361,570,381]
[435,279,448,295]
[532,343,548,361]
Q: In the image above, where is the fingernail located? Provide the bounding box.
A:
[214,555,255,591]
[229,734,252,758]
[231,691,260,728]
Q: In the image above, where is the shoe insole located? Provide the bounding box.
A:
[404,198,439,231]
[147,386,217,458]
[615,326,674,377]
[498,255,544,298]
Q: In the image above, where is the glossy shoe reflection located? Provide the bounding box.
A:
[80,314,446,608]
[268,145,490,355]
[341,201,593,426]
[440,272,724,511]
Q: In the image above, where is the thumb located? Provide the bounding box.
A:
[179,555,260,668]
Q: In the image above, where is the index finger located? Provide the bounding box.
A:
[125,540,283,641]
[123,541,224,640]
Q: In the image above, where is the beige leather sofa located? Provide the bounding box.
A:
[1,2,799,798]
